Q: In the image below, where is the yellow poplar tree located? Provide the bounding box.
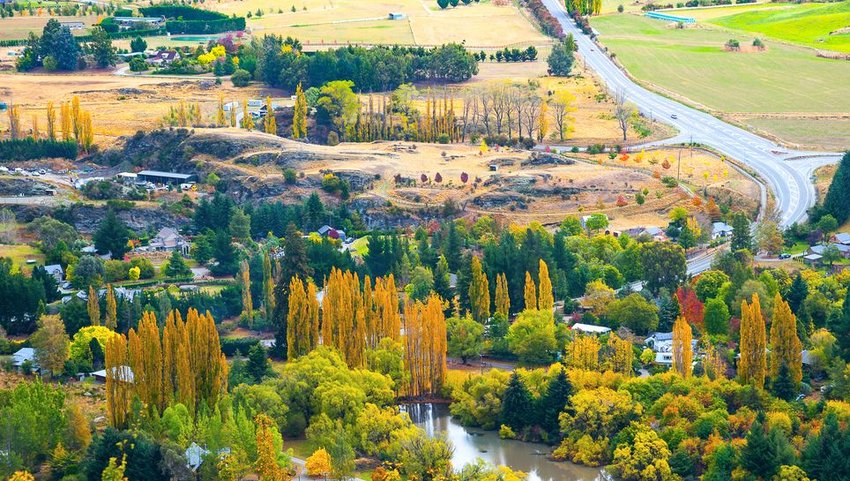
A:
[71,96,81,140]
[404,294,447,397]
[537,259,554,315]
[306,280,320,350]
[128,311,163,410]
[769,293,802,385]
[287,276,310,360]
[105,285,117,330]
[60,101,72,141]
[87,286,101,326]
[608,334,633,376]
[31,114,39,138]
[104,334,130,428]
[468,256,490,322]
[8,104,21,139]
[739,294,767,388]
[568,335,600,370]
[229,105,237,127]
[241,99,254,130]
[672,315,693,378]
[495,273,510,317]
[264,96,276,134]
[524,271,537,311]
[293,82,308,139]
[46,101,56,140]
[262,251,275,323]
[80,111,94,152]
[216,95,227,127]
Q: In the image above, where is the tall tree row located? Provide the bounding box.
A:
[404,294,447,397]
[672,315,693,378]
[739,294,767,388]
[105,308,228,428]
[769,293,802,386]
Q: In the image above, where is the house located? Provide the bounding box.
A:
[70,286,140,304]
[11,348,37,371]
[116,172,138,184]
[712,222,734,239]
[113,16,165,30]
[646,332,699,365]
[223,101,239,112]
[149,227,191,255]
[81,245,97,254]
[624,226,665,241]
[569,323,611,335]
[60,21,86,30]
[803,253,823,265]
[44,264,64,282]
[832,232,850,245]
[185,443,231,472]
[388,12,406,20]
[92,365,134,383]
[809,243,850,259]
[317,225,347,242]
[137,170,196,185]
[146,50,181,67]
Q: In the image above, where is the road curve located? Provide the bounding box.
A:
[540,0,842,227]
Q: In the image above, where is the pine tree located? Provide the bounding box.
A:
[739,293,767,388]
[433,255,453,304]
[495,273,510,317]
[772,362,795,401]
[769,293,802,385]
[537,259,554,315]
[538,368,572,438]
[468,256,490,322]
[293,82,308,139]
[264,96,277,134]
[741,412,794,480]
[104,285,117,330]
[272,223,312,358]
[524,271,537,311]
[240,259,253,326]
[672,315,692,377]
[786,272,808,316]
[501,372,533,431]
[87,286,100,326]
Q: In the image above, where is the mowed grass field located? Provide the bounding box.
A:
[710,1,850,53]
[592,13,850,148]
[0,15,96,40]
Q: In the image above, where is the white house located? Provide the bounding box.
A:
[833,232,850,245]
[570,323,611,335]
[148,227,191,256]
[712,222,734,239]
[92,365,135,383]
[44,264,64,282]
[646,332,698,365]
[12,347,37,371]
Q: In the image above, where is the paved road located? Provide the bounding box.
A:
[540,0,842,228]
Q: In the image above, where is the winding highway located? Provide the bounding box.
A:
[540,0,842,228]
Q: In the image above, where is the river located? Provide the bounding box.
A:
[404,403,605,481]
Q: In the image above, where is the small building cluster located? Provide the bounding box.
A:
[804,232,850,265]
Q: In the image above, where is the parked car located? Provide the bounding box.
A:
[779,253,791,259]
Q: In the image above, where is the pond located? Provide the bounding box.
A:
[403,403,606,481]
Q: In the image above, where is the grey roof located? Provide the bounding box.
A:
[834,233,850,245]
[649,332,673,341]
[44,264,64,276]
[12,348,36,367]
[137,170,194,180]
[92,365,135,383]
[712,222,733,234]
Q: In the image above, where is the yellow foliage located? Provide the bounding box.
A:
[305,448,332,477]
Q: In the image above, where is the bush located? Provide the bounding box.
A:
[129,57,148,72]
[327,131,340,146]
[231,69,251,87]
[0,138,78,161]
[139,5,246,34]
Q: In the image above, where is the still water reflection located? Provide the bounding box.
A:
[403,403,605,481]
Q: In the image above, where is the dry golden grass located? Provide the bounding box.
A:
[0,15,96,40]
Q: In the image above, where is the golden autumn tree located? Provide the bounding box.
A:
[60,101,72,141]
[287,276,312,359]
[104,285,117,330]
[537,259,554,315]
[31,114,39,139]
[739,294,767,388]
[537,100,548,142]
[241,99,254,130]
[306,448,332,478]
[128,311,163,410]
[240,259,253,326]
[404,294,447,397]
[769,293,802,385]
[293,82,308,139]
[373,274,401,342]
[567,334,600,371]
[216,94,227,127]
[229,105,237,127]
[608,334,633,376]
[8,104,21,139]
[672,315,693,378]
[8,471,35,481]
[264,96,277,134]
[495,273,510,318]
[46,101,56,140]
[255,414,285,481]
[104,334,131,428]
[87,286,101,326]
[468,256,490,322]
[80,111,94,152]
[71,96,81,140]
[524,271,537,311]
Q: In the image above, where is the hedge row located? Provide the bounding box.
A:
[164,17,245,34]
[527,0,565,39]
[139,4,228,20]
[0,138,78,161]
[220,337,261,357]
[0,27,164,47]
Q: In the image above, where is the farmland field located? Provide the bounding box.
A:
[591,13,850,149]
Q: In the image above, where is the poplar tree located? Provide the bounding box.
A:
[87,286,100,326]
[8,104,20,139]
[104,284,117,330]
[404,294,447,397]
[739,294,767,388]
[272,223,312,358]
[255,414,286,480]
[264,96,277,135]
[769,293,802,385]
[71,96,81,140]
[31,114,39,138]
[230,106,237,127]
[608,333,633,376]
[240,259,253,326]
[262,251,275,323]
[468,256,490,322]
[287,276,310,360]
[524,271,537,311]
[672,315,693,377]
[46,101,56,140]
[241,99,254,130]
[104,334,130,427]
[216,95,226,127]
[567,335,599,370]
[293,82,308,139]
[495,273,510,317]
[60,101,72,140]
[537,259,554,315]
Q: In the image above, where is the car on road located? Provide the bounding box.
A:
[779,253,791,259]
[670,114,678,119]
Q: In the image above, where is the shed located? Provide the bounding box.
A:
[12,348,37,370]
[137,170,197,184]
[388,12,406,19]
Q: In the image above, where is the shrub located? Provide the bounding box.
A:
[231,69,251,87]
[327,131,340,146]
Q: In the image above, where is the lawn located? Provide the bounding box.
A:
[0,243,45,269]
[0,15,95,40]
[592,14,850,114]
[738,116,850,151]
[710,1,850,53]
